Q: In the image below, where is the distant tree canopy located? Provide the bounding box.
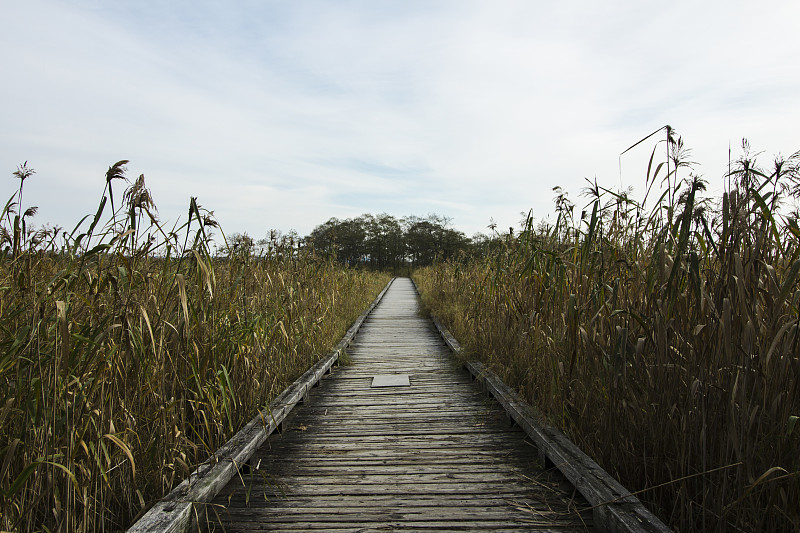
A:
[308,213,473,269]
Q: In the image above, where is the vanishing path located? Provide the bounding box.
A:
[210,277,593,532]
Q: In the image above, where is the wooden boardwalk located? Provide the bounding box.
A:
[208,278,593,532]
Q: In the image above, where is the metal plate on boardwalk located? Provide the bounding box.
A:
[371,374,410,387]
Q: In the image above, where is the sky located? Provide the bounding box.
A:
[2,0,799,242]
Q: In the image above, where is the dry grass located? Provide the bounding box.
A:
[415,139,800,532]
[0,162,390,532]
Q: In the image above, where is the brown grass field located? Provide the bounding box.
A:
[415,139,800,532]
[0,162,389,531]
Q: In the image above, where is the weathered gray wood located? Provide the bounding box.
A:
[127,279,395,533]
[207,278,594,532]
[427,306,671,533]
[127,502,192,533]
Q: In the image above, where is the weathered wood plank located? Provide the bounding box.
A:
[427,303,671,533]
[126,279,396,533]
[209,278,595,532]
[206,526,586,533]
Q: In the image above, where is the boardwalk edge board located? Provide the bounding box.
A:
[127,278,396,533]
[427,313,671,533]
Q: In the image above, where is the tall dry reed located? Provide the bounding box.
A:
[415,139,800,532]
[0,161,390,532]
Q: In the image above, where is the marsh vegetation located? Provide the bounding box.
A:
[4,132,799,532]
[0,161,389,531]
[415,135,800,531]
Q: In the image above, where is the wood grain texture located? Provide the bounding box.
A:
[127,280,395,533]
[428,299,671,533]
[206,278,593,532]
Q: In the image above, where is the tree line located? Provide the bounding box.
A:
[308,213,475,270]
[225,213,501,270]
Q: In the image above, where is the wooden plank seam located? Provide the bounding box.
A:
[427,312,672,533]
[127,278,396,533]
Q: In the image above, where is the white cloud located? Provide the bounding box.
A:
[1,0,799,241]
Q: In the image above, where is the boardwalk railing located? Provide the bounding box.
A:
[428,313,671,533]
[127,279,395,533]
